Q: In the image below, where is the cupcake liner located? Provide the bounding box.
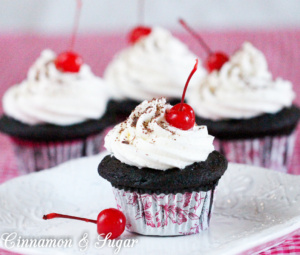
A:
[11,132,106,174]
[214,130,297,173]
[113,187,215,236]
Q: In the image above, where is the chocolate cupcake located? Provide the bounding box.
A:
[104,26,205,119]
[0,50,115,173]
[98,98,227,236]
[187,42,300,172]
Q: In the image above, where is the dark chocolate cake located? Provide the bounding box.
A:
[195,105,300,140]
[0,106,118,142]
[98,150,228,194]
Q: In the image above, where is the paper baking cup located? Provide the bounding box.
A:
[214,131,297,173]
[11,132,105,174]
[113,187,215,236]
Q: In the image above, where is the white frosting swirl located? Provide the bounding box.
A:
[3,49,110,126]
[104,27,205,101]
[188,42,295,120]
[105,98,214,170]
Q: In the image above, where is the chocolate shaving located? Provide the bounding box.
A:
[155,105,162,118]
[35,71,40,81]
[131,115,139,127]
[142,121,153,133]
[157,121,175,135]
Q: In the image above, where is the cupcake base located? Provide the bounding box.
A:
[0,111,118,173]
[195,105,300,172]
[113,187,215,236]
[99,151,227,236]
[11,132,105,173]
[214,131,297,173]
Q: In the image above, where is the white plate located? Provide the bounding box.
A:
[0,152,300,255]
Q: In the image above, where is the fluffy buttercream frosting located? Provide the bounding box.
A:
[105,98,214,170]
[104,26,205,101]
[188,42,295,120]
[3,49,110,126]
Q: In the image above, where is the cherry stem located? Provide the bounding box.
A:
[69,0,82,51]
[138,0,145,24]
[43,213,97,224]
[179,18,213,55]
[180,59,198,110]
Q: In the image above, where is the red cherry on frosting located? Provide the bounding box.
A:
[128,26,152,44]
[179,19,229,72]
[165,103,195,130]
[43,208,126,240]
[54,51,83,73]
[205,52,229,73]
[165,59,198,130]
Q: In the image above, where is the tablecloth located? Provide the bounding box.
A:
[0,31,299,255]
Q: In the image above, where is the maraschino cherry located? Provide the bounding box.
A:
[179,19,229,73]
[128,26,152,44]
[128,0,151,44]
[165,59,198,130]
[55,52,83,73]
[43,208,126,239]
[55,0,83,73]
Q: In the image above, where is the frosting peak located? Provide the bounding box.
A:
[188,42,295,120]
[105,98,214,170]
[3,49,110,126]
[104,27,205,101]
[228,42,271,85]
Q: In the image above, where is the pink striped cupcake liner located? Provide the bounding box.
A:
[113,187,215,236]
[11,132,106,174]
[214,130,297,173]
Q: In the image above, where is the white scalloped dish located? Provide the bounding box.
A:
[0,152,300,255]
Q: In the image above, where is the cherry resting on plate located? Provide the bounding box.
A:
[128,26,152,44]
[43,208,126,239]
[179,19,229,72]
[165,59,198,130]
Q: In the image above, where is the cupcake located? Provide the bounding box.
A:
[98,98,227,235]
[104,26,206,119]
[187,42,300,172]
[0,50,115,173]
